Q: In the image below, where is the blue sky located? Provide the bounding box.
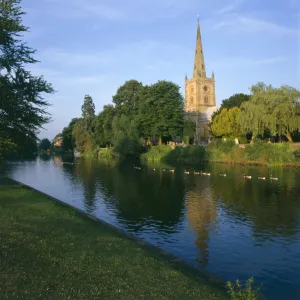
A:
[21,0,299,140]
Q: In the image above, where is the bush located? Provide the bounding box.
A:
[245,141,295,166]
[141,144,172,162]
[294,149,300,161]
[226,277,261,300]
[206,140,236,162]
[98,148,116,160]
[176,145,206,162]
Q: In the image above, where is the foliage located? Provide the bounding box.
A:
[97,148,117,160]
[81,94,95,119]
[112,79,144,116]
[141,144,172,162]
[0,137,16,159]
[61,118,79,151]
[294,148,300,161]
[72,119,94,153]
[0,0,53,157]
[245,141,295,166]
[94,105,115,147]
[38,138,51,151]
[226,277,261,300]
[73,95,97,152]
[239,82,300,142]
[211,107,242,138]
[205,140,236,162]
[137,81,184,141]
[112,114,141,156]
[212,93,250,120]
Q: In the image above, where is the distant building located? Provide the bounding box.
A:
[185,18,218,143]
[53,135,63,148]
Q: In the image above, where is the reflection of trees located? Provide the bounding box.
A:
[95,160,185,233]
[67,159,97,213]
[185,176,217,269]
[209,163,300,240]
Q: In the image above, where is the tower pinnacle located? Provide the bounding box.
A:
[193,17,206,79]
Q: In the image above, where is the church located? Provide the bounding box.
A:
[184,18,218,143]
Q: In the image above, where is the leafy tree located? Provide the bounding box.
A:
[72,119,94,153]
[138,81,184,143]
[112,114,141,156]
[38,138,51,151]
[73,95,96,153]
[81,94,95,128]
[94,105,115,147]
[212,93,250,120]
[210,107,242,138]
[0,0,54,156]
[112,80,144,116]
[239,82,300,142]
[61,118,79,151]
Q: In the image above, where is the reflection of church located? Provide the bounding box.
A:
[185,185,216,268]
[185,18,218,142]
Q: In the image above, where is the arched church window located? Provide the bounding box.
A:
[204,96,209,104]
[203,86,208,92]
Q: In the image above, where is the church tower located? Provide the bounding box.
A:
[185,18,217,141]
[185,18,216,113]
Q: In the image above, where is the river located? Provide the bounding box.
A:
[4,156,300,299]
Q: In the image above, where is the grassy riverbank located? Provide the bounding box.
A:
[141,141,300,167]
[0,178,228,300]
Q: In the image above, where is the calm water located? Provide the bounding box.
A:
[4,156,300,300]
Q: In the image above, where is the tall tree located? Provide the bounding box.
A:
[239,82,300,142]
[81,94,95,130]
[0,0,54,156]
[112,79,144,116]
[212,93,250,120]
[72,119,94,153]
[210,107,242,138]
[81,94,95,119]
[138,81,184,143]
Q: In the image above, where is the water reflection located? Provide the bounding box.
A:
[6,156,300,300]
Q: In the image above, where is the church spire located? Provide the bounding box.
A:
[193,17,206,79]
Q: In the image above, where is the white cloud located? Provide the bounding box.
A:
[209,13,299,35]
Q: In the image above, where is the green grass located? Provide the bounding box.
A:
[141,142,300,167]
[0,178,228,300]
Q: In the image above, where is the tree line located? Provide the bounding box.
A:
[210,83,300,143]
[53,80,187,156]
